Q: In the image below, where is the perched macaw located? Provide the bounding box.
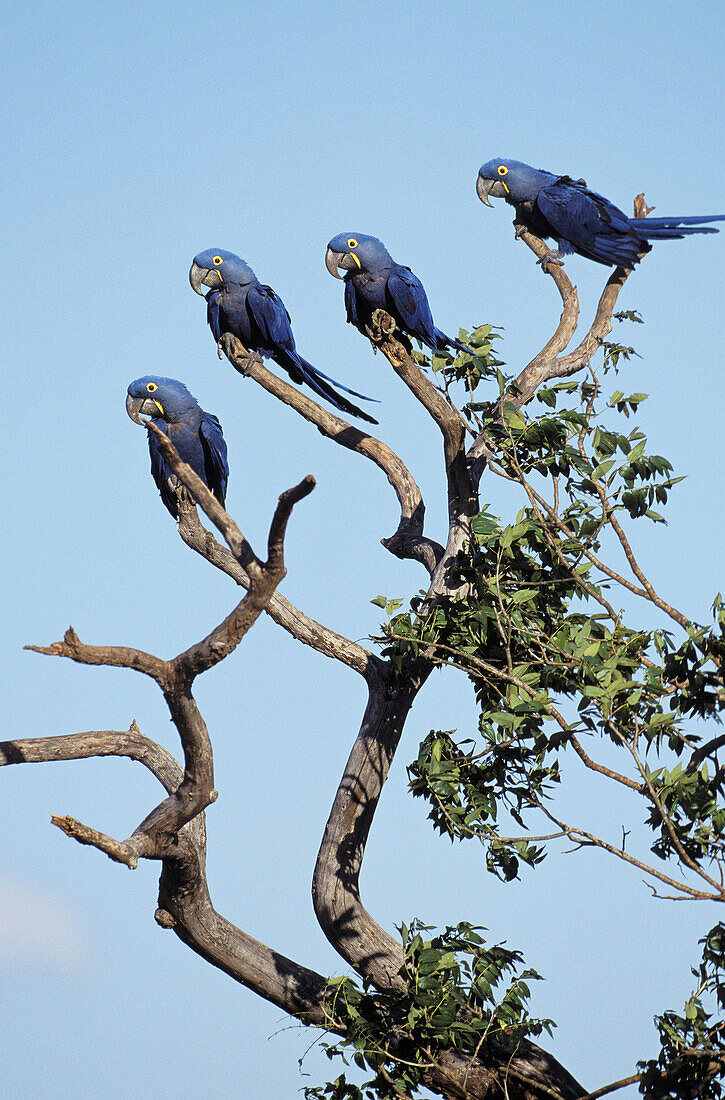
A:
[476,158,725,269]
[189,248,378,424]
[126,376,228,518]
[325,233,469,355]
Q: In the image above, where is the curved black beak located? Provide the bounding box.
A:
[325,246,362,279]
[189,261,222,295]
[476,175,508,206]
[126,393,145,424]
[325,246,346,279]
[126,394,160,424]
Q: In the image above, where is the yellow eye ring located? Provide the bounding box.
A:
[213,255,223,265]
[347,238,358,248]
[147,382,158,392]
[497,165,508,176]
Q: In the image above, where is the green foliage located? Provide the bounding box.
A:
[603,308,645,370]
[599,338,642,372]
[412,323,505,418]
[638,923,725,1098]
[304,921,552,1100]
[319,316,724,1097]
[370,594,405,617]
[389,446,723,880]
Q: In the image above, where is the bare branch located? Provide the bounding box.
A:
[578,1073,642,1100]
[313,669,427,989]
[0,723,204,869]
[173,475,315,681]
[145,418,260,572]
[267,474,317,569]
[52,814,140,868]
[366,309,465,465]
[24,475,316,862]
[469,224,632,466]
[346,311,479,598]
[25,627,172,688]
[220,333,443,572]
[537,809,721,901]
[0,722,182,792]
[156,832,332,1027]
[513,225,581,357]
[552,268,629,381]
[176,502,382,683]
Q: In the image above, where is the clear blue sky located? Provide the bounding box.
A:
[2,1,723,1096]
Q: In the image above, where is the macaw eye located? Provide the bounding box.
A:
[213,255,223,265]
[146,382,158,392]
[347,238,358,249]
[497,165,509,176]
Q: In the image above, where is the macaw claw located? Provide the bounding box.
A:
[537,249,565,270]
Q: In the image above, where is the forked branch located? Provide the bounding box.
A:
[22,454,316,865]
[468,204,643,464]
[220,332,443,572]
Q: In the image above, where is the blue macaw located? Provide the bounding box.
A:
[477,158,725,269]
[325,233,469,355]
[189,248,378,424]
[126,376,228,518]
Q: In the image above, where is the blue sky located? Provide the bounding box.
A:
[2,1,723,1096]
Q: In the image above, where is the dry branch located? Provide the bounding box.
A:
[220,332,444,572]
[0,722,182,791]
[468,222,633,465]
[9,211,674,1099]
[22,462,315,865]
[176,499,380,680]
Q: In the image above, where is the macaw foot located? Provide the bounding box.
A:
[363,325,379,353]
[536,249,565,270]
[370,309,397,341]
[514,223,527,240]
[220,332,244,361]
[168,474,188,507]
[220,332,258,375]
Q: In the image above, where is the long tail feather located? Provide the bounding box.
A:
[435,328,472,356]
[277,351,379,425]
[301,361,380,403]
[631,214,725,239]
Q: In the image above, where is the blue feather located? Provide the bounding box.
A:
[477,159,725,268]
[328,233,470,356]
[127,376,229,519]
[191,249,378,424]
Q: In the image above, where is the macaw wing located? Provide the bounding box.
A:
[537,179,630,247]
[199,414,229,507]
[385,266,437,346]
[206,290,222,342]
[344,277,360,328]
[147,418,179,517]
[246,283,295,354]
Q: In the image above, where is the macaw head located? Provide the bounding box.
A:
[325,233,394,279]
[476,159,557,206]
[189,248,257,295]
[126,376,197,424]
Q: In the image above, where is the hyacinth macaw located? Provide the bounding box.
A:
[325,233,469,355]
[189,248,378,424]
[476,158,725,269]
[126,376,228,518]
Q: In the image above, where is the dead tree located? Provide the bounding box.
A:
[4,205,723,1100]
